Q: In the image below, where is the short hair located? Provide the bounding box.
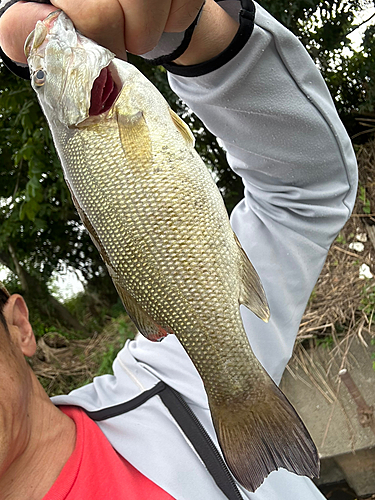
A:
[0,283,10,333]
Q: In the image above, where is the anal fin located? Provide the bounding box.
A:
[114,283,173,342]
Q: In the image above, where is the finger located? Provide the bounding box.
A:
[51,0,126,58]
[0,1,57,63]
[120,0,172,55]
[165,0,205,33]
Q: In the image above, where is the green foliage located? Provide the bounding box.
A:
[63,291,124,333]
[360,284,375,316]
[32,313,136,396]
[358,185,371,213]
[335,231,354,245]
[335,232,347,244]
[316,335,334,348]
[96,318,135,376]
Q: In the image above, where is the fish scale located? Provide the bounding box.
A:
[60,104,260,400]
[63,122,240,321]
[26,10,319,492]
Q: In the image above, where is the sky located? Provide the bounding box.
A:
[348,5,375,50]
[0,264,84,301]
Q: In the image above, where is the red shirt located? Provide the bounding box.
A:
[43,406,175,500]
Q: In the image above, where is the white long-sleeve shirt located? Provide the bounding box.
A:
[53,2,358,498]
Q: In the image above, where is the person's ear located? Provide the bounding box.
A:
[4,294,37,357]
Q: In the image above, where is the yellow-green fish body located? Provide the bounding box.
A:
[58,72,268,400]
[26,11,319,492]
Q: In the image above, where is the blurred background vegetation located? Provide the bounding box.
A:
[0,0,375,392]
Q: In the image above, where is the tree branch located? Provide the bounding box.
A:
[346,11,375,37]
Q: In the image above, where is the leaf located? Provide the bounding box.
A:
[19,202,26,221]
[23,199,41,221]
[33,218,48,231]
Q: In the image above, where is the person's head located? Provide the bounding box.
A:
[0,282,37,477]
[0,282,75,496]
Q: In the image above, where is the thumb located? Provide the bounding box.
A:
[0,1,57,63]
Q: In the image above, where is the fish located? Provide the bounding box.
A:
[25,11,319,492]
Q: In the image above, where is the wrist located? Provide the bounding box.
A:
[173,0,239,66]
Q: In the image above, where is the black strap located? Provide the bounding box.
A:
[83,381,167,421]
[78,382,243,500]
[144,2,206,66]
[163,0,256,77]
[158,385,243,500]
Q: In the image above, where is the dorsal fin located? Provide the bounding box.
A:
[169,108,195,147]
[234,233,270,322]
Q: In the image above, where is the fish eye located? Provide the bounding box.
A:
[33,69,46,87]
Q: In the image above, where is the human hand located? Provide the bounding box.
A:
[0,0,206,64]
[0,1,55,63]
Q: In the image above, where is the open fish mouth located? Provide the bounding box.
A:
[89,65,120,116]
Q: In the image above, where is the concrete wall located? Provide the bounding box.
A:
[281,334,375,497]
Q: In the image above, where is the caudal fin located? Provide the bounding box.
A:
[210,381,319,492]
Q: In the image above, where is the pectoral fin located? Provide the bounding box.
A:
[235,233,270,322]
[169,108,195,147]
[114,282,173,342]
[116,109,153,161]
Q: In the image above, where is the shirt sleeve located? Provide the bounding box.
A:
[166,1,358,384]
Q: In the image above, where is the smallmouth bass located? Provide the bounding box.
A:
[26,11,319,492]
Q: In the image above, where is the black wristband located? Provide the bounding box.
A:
[163,0,256,77]
[142,2,206,66]
[0,45,30,79]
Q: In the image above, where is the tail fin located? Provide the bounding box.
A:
[210,381,319,492]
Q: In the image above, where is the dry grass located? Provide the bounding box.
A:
[31,314,136,396]
[297,139,375,355]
